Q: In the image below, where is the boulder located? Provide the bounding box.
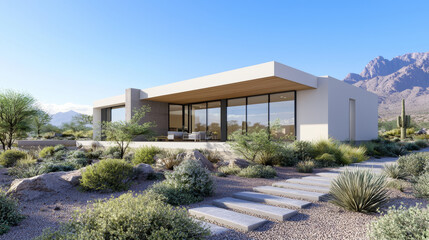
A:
[60,169,83,186]
[134,163,154,181]
[229,158,250,169]
[187,150,215,171]
[7,171,73,201]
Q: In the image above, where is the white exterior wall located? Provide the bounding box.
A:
[324,76,378,141]
[296,79,329,141]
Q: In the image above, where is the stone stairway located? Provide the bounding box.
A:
[189,158,397,235]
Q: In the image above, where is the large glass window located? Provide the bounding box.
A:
[169,104,182,131]
[191,103,206,132]
[227,98,246,138]
[207,101,221,140]
[270,92,295,139]
[111,107,125,122]
[247,95,268,133]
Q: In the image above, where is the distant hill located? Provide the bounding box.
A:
[50,110,80,126]
[344,52,429,121]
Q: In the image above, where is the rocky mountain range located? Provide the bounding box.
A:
[50,110,80,126]
[344,52,429,121]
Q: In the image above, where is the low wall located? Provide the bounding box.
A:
[76,140,232,152]
[18,140,77,149]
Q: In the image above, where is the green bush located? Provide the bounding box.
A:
[35,192,210,240]
[338,144,367,164]
[39,146,55,158]
[132,146,161,165]
[383,163,407,179]
[237,165,277,178]
[80,159,134,192]
[368,204,429,240]
[149,159,214,205]
[38,161,76,174]
[85,150,103,160]
[405,142,420,151]
[290,140,313,162]
[218,166,241,175]
[329,169,389,213]
[296,160,315,173]
[413,173,429,199]
[53,144,66,152]
[0,190,24,235]
[312,139,343,163]
[0,150,27,167]
[315,153,337,167]
[273,146,297,167]
[415,140,428,149]
[102,146,122,159]
[397,152,429,177]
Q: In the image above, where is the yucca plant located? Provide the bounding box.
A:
[383,163,407,179]
[330,169,389,213]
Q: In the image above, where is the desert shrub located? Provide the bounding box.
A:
[290,140,313,162]
[53,144,66,152]
[397,152,429,177]
[312,139,342,162]
[385,143,407,157]
[329,169,389,213]
[218,166,241,175]
[386,179,404,191]
[196,149,222,163]
[102,146,122,159]
[273,145,297,167]
[80,159,134,192]
[8,164,40,178]
[155,149,184,170]
[38,161,76,174]
[132,146,161,165]
[237,165,277,178]
[296,160,315,173]
[405,142,420,151]
[148,159,214,205]
[85,150,103,160]
[315,153,337,167]
[413,173,429,199]
[415,140,428,148]
[338,144,367,164]
[0,190,24,235]
[39,146,55,158]
[383,163,407,179]
[0,150,26,167]
[35,192,210,240]
[368,204,429,240]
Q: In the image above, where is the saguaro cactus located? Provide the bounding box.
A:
[397,99,411,140]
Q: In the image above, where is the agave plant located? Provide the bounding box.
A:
[329,169,389,213]
[383,163,407,179]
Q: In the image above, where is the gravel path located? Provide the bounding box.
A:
[1,150,428,240]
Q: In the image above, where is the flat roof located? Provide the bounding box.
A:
[94,61,318,107]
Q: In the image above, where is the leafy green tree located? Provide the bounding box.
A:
[102,106,155,158]
[61,113,92,133]
[32,108,52,137]
[0,90,37,150]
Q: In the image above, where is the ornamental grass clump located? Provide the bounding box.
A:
[368,204,429,240]
[35,192,210,240]
[0,190,24,235]
[383,163,407,179]
[296,160,315,173]
[80,159,134,192]
[329,169,389,213]
[237,165,277,178]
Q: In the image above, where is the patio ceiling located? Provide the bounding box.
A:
[145,76,314,104]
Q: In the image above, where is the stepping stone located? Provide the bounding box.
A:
[189,205,268,232]
[233,191,311,209]
[316,172,340,178]
[301,176,333,182]
[213,197,297,221]
[286,178,331,188]
[253,186,327,201]
[194,219,229,235]
[273,182,330,193]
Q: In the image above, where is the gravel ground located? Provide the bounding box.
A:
[1,152,428,240]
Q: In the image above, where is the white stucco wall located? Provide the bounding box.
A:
[324,76,378,141]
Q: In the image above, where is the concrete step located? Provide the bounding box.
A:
[286,178,331,188]
[194,219,229,235]
[273,182,330,194]
[316,172,340,179]
[233,191,311,209]
[189,205,268,232]
[301,176,333,182]
[253,186,327,201]
[213,197,297,221]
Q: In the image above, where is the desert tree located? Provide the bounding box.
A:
[0,90,37,150]
[32,108,52,138]
[102,105,155,158]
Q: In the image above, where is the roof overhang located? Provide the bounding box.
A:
[141,61,318,104]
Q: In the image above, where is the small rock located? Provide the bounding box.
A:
[60,169,83,186]
[133,164,154,181]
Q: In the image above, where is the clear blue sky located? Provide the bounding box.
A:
[0,0,428,114]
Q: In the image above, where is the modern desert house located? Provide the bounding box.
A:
[93,61,378,142]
